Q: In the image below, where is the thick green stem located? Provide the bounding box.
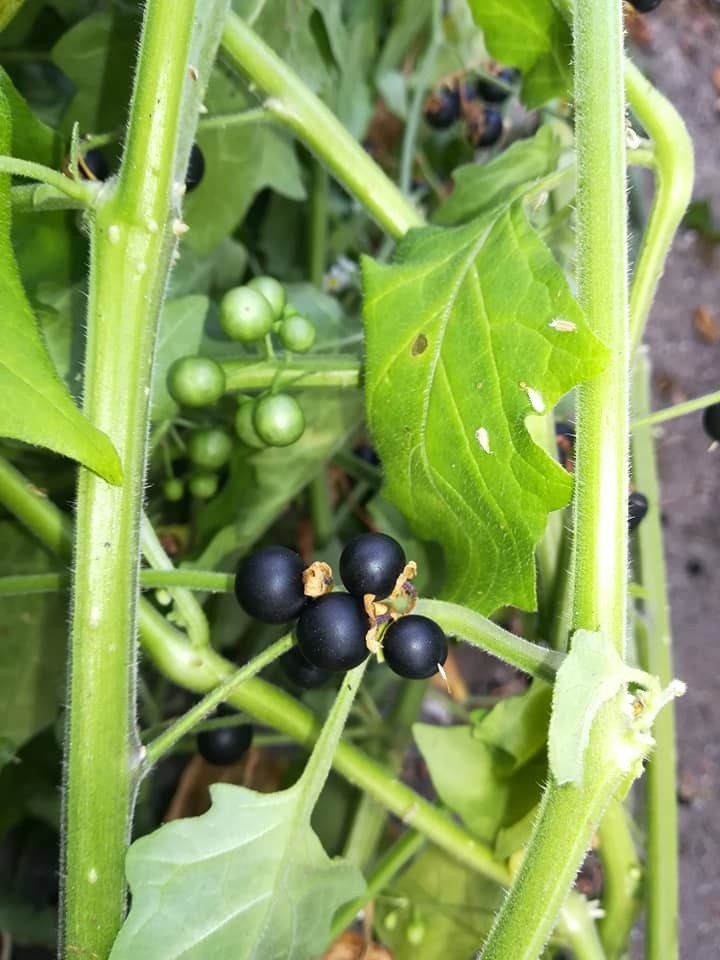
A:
[220,13,422,239]
[571,0,629,653]
[416,599,563,683]
[632,351,680,960]
[60,3,228,956]
[480,704,626,959]
[625,61,694,354]
[221,356,361,392]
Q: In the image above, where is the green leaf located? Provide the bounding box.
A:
[548,629,627,786]
[183,67,305,256]
[111,783,364,959]
[470,680,552,773]
[413,715,545,844]
[467,0,572,109]
[0,523,66,753]
[377,846,503,960]
[0,66,60,165]
[0,92,122,482]
[51,11,137,134]
[362,203,608,613]
[150,295,209,423]
[433,125,563,227]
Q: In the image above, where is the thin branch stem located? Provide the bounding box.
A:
[220,13,423,239]
[142,634,294,769]
[631,387,720,431]
[220,356,362,392]
[415,599,563,683]
[0,155,94,205]
[597,798,643,958]
[631,350,680,960]
[625,61,694,354]
[141,514,210,648]
[331,831,426,938]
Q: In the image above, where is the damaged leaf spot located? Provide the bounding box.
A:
[411,334,428,356]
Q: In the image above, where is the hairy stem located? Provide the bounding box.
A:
[220,13,422,239]
[60,3,229,955]
[571,0,629,652]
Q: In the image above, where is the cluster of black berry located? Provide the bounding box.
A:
[423,66,519,147]
[234,533,448,687]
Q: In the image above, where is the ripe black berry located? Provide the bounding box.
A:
[628,491,649,531]
[468,107,503,147]
[295,592,369,672]
[476,68,518,103]
[382,615,448,680]
[702,402,720,443]
[628,0,662,12]
[234,545,307,624]
[197,720,253,766]
[424,85,460,129]
[185,143,205,192]
[79,148,109,181]
[339,532,406,600]
[280,646,332,689]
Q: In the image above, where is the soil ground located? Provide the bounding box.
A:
[632,1,720,954]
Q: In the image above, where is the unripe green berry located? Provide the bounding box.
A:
[234,400,266,449]
[187,427,233,470]
[219,286,275,342]
[167,356,226,408]
[278,313,316,353]
[247,275,286,320]
[253,393,305,447]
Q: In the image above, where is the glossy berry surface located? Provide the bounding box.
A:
[295,593,369,671]
[424,85,460,129]
[247,275,286,320]
[702,402,720,442]
[469,108,503,147]
[220,286,275,342]
[79,148,110,181]
[628,491,649,531]
[382,615,448,679]
[279,313,316,353]
[340,532,406,600]
[476,68,517,103]
[197,722,253,766]
[280,646,332,689]
[628,0,662,11]
[167,355,225,408]
[234,545,307,624]
[185,143,205,192]
[253,393,305,447]
[187,427,233,470]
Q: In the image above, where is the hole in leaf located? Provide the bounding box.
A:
[411,334,428,356]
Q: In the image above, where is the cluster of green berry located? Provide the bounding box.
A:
[234,533,449,687]
[423,64,519,148]
[163,275,318,501]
